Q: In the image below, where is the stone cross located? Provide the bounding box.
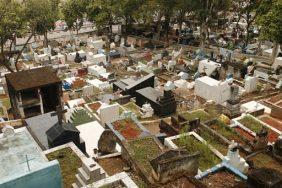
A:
[51,106,67,125]
[20,155,35,171]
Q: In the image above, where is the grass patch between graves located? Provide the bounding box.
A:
[238,115,264,133]
[128,137,162,174]
[46,147,82,188]
[181,109,212,122]
[174,134,221,171]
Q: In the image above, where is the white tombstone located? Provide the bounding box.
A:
[178,72,189,80]
[88,65,107,77]
[57,53,66,64]
[198,59,221,76]
[110,42,116,49]
[164,81,175,91]
[82,85,94,97]
[223,141,249,173]
[158,61,163,68]
[273,57,282,71]
[2,125,15,137]
[254,70,269,80]
[140,103,154,118]
[0,87,5,95]
[167,60,176,71]
[98,103,119,125]
[153,54,162,61]
[244,76,258,93]
[174,79,188,89]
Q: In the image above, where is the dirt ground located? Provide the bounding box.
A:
[97,156,127,176]
[142,120,161,135]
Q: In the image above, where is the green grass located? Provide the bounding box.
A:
[181,109,212,122]
[238,116,264,133]
[210,120,246,145]
[128,137,162,174]
[46,147,82,188]
[119,107,124,115]
[175,134,221,171]
[251,153,282,173]
[71,109,95,126]
[123,102,141,117]
[198,129,228,155]
[0,107,4,116]
[1,98,11,109]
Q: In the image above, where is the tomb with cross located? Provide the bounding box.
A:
[46,106,86,153]
[20,155,35,172]
[51,105,67,125]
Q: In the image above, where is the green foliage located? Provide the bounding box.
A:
[257,0,282,44]
[176,134,221,171]
[24,0,58,35]
[181,109,212,122]
[46,147,82,188]
[198,128,228,155]
[238,115,264,133]
[86,0,117,30]
[0,0,26,71]
[211,120,245,144]
[62,0,87,33]
[128,137,161,174]
[0,0,25,44]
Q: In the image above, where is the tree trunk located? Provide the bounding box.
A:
[15,34,34,71]
[0,40,14,72]
[245,23,250,48]
[271,43,279,64]
[43,32,48,48]
[200,22,206,50]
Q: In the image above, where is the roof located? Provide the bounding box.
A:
[26,112,59,150]
[46,122,79,143]
[125,73,155,90]
[114,73,155,91]
[136,87,162,103]
[5,67,61,91]
[196,76,220,86]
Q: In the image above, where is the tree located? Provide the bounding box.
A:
[257,0,282,63]
[193,0,230,49]
[239,0,260,48]
[116,0,144,45]
[174,0,194,42]
[24,0,59,47]
[62,0,88,35]
[0,0,26,72]
[158,0,177,46]
[87,0,118,60]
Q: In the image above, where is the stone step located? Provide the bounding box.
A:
[78,167,90,183]
[82,159,98,175]
[99,172,106,180]
[72,183,79,188]
[75,174,86,188]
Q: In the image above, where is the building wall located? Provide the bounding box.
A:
[135,93,176,117]
[0,160,62,188]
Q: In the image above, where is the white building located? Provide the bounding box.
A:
[195,76,231,104]
[88,65,107,77]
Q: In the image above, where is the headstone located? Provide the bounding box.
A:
[82,85,94,97]
[140,103,154,118]
[223,140,249,173]
[2,125,15,137]
[245,76,258,93]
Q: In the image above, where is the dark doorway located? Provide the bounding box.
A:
[41,85,60,113]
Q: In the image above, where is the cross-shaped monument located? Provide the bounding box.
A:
[20,155,35,171]
[51,105,67,125]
